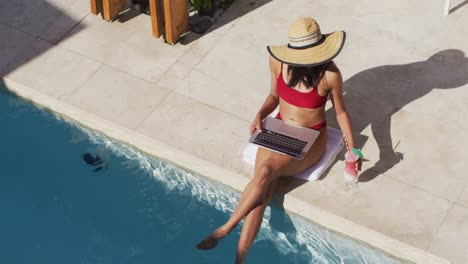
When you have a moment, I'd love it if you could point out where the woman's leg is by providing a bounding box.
[196,129,328,250]
[235,178,279,264]
[196,156,285,249]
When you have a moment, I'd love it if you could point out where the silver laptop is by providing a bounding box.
[248,116,320,160]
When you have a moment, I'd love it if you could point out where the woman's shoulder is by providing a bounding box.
[325,62,342,81]
[326,61,340,73]
[323,61,343,90]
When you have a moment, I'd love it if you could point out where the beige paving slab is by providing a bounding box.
[136,92,252,176]
[438,5,468,53]
[416,49,468,128]
[309,163,454,250]
[200,0,275,34]
[59,13,190,83]
[182,64,270,121]
[313,0,467,54]
[338,25,437,81]
[39,0,90,44]
[0,0,90,43]
[259,0,335,24]
[358,109,468,202]
[179,13,284,120]
[156,0,255,91]
[457,185,468,207]
[156,17,237,91]
[393,48,468,108]
[3,39,101,99]
[440,87,468,126]
[0,24,37,72]
[344,0,466,50]
[62,65,171,130]
[428,204,468,264]
[401,87,468,131]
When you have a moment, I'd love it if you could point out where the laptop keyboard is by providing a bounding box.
[253,129,307,157]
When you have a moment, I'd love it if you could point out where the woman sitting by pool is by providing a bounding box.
[196,17,361,263]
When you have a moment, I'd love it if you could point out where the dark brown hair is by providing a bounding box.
[286,63,329,88]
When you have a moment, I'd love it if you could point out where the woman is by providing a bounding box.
[196,17,361,263]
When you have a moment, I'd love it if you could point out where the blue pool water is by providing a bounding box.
[0,88,408,264]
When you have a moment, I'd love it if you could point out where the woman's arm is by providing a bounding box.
[250,56,280,135]
[259,56,281,117]
[327,64,356,149]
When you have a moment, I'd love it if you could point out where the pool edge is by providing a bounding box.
[2,77,451,264]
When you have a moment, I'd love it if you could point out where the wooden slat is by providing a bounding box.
[102,0,127,21]
[149,0,165,38]
[163,0,188,44]
[90,0,102,15]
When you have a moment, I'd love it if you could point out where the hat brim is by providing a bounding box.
[267,31,346,66]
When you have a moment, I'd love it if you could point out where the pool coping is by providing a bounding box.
[2,76,451,264]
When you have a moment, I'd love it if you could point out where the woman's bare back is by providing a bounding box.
[272,59,338,130]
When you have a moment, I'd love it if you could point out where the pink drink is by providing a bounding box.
[344,152,359,182]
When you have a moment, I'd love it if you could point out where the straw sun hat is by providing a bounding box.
[267,17,346,66]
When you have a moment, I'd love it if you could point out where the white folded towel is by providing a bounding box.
[242,126,344,181]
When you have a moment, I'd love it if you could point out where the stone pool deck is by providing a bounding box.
[1,0,468,263]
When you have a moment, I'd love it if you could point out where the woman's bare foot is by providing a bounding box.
[196,228,229,250]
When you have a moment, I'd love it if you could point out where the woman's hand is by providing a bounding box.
[250,114,263,135]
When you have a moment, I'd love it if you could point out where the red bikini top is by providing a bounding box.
[277,63,329,109]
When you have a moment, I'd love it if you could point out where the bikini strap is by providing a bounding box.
[276,62,284,81]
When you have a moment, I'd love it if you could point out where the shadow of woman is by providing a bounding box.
[326,49,468,182]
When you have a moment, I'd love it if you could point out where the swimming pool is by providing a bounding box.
[0,88,408,264]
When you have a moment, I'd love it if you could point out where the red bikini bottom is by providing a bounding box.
[275,112,327,131]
